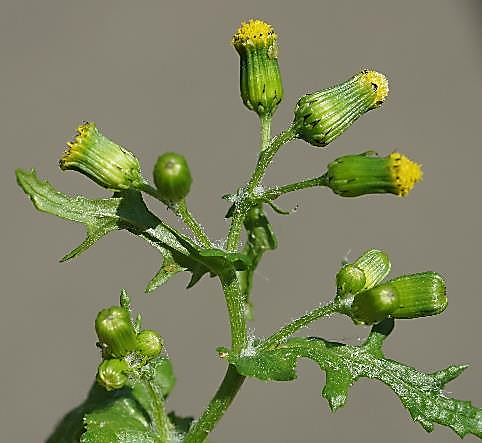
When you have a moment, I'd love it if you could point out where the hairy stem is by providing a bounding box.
[176,199,212,248]
[260,115,272,151]
[263,175,329,201]
[221,272,248,353]
[139,183,212,248]
[258,300,340,351]
[145,379,171,442]
[226,125,296,253]
[183,365,245,443]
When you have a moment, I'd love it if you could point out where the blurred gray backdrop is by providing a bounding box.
[1,0,481,442]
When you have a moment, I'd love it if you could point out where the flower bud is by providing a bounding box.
[352,249,391,291]
[351,283,400,325]
[336,264,366,297]
[389,272,447,319]
[97,359,129,391]
[232,19,283,118]
[324,152,423,197]
[293,70,389,147]
[136,329,164,359]
[60,122,143,191]
[153,152,192,203]
[95,306,138,358]
[337,249,391,297]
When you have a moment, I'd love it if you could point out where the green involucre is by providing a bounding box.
[59,122,144,191]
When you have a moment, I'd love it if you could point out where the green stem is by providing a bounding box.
[221,272,247,353]
[138,183,212,248]
[183,365,245,443]
[258,300,340,351]
[145,379,171,442]
[176,199,212,248]
[263,175,329,201]
[260,115,272,151]
[225,125,296,253]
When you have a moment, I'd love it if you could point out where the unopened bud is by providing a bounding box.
[153,152,192,204]
[95,306,138,358]
[351,284,400,325]
[137,329,164,359]
[97,359,129,391]
[389,272,447,319]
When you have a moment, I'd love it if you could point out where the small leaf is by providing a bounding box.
[225,324,482,438]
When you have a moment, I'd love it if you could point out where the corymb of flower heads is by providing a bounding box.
[59,122,144,191]
[293,70,389,147]
[323,151,422,197]
[232,19,283,118]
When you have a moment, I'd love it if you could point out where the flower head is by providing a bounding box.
[232,19,283,118]
[293,70,389,147]
[60,122,143,191]
[324,152,422,197]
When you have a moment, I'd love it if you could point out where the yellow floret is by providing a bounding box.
[232,19,277,48]
[361,70,389,104]
[389,152,423,196]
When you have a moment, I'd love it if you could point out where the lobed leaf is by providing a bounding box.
[225,320,482,438]
[16,169,251,291]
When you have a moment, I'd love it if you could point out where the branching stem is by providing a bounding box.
[258,300,340,351]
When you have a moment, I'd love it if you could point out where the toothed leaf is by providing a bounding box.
[225,321,482,438]
[16,169,211,289]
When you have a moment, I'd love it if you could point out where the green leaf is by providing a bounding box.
[47,357,176,443]
[16,169,212,290]
[225,320,482,438]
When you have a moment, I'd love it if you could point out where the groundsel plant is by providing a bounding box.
[16,19,481,443]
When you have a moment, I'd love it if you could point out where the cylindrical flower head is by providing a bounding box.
[324,152,422,197]
[351,283,400,325]
[389,272,448,319]
[136,329,164,359]
[232,19,283,118]
[293,70,389,147]
[95,307,138,358]
[97,359,129,391]
[60,122,143,191]
[153,152,192,203]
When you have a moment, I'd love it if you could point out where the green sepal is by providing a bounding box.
[47,357,176,443]
[223,320,482,438]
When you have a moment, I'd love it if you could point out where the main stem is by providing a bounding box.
[226,123,296,253]
[183,365,245,443]
[184,117,284,443]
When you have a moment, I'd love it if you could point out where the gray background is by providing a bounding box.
[1,0,481,442]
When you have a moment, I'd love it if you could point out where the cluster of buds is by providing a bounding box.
[95,305,164,391]
[336,250,448,325]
